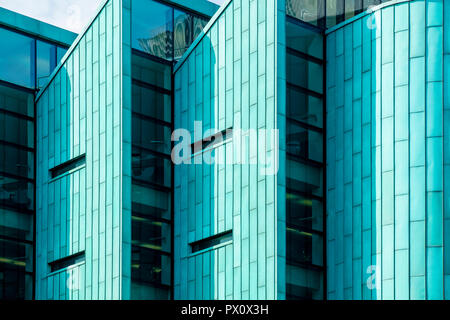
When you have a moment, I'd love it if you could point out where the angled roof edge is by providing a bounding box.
[325,0,410,35]
[163,0,219,17]
[36,0,110,103]
[173,0,233,73]
[0,6,77,47]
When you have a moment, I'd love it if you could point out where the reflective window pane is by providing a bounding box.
[0,113,34,149]
[287,53,323,94]
[132,54,171,90]
[132,147,171,188]
[174,10,192,60]
[287,191,323,232]
[287,86,323,128]
[132,217,171,253]
[193,16,208,41]
[287,121,323,162]
[132,83,171,123]
[131,246,171,292]
[132,115,172,155]
[0,27,35,88]
[57,46,68,62]
[0,238,33,299]
[286,162,323,198]
[287,228,323,266]
[132,0,174,60]
[286,0,325,27]
[0,83,34,117]
[174,10,208,60]
[286,20,323,59]
[286,266,323,300]
[37,41,57,89]
[0,144,34,179]
[0,174,34,212]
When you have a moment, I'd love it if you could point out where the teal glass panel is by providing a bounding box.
[286,0,326,27]
[0,84,34,117]
[286,19,324,59]
[174,9,208,60]
[132,146,171,188]
[57,46,67,62]
[36,40,57,89]
[287,87,323,128]
[132,54,172,90]
[286,17,324,300]
[132,83,171,123]
[287,52,323,94]
[0,238,33,299]
[132,0,174,60]
[287,191,323,232]
[287,121,323,162]
[132,115,172,154]
[0,27,35,88]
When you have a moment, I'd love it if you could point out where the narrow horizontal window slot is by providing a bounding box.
[49,251,85,273]
[50,154,86,179]
[191,127,233,155]
[190,230,232,253]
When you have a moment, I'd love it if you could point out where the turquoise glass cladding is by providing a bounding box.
[326,0,450,300]
[35,0,133,300]
[173,0,281,299]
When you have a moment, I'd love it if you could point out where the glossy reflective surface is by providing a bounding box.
[130,50,172,299]
[286,0,392,28]
[285,19,325,300]
[132,0,209,61]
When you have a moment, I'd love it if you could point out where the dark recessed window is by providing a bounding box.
[49,154,86,179]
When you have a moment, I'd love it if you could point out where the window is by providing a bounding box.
[0,112,34,149]
[49,252,85,273]
[132,0,174,60]
[190,230,233,253]
[0,174,34,212]
[0,27,35,88]
[0,238,33,299]
[287,121,323,162]
[132,53,172,91]
[287,86,323,128]
[49,154,86,179]
[286,191,323,232]
[174,9,209,60]
[37,41,57,89]
[287,53,323,94]
[286,20,323,59]
[132,82,171,123]
[286,0,326,27]
[132,146,171,188]
[0,84,34,117]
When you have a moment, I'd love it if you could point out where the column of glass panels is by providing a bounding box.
[285,18,325,300]
[130,52,173,299]
[0,83,34,300]
[0,24,69,299]
[130,0,210,299]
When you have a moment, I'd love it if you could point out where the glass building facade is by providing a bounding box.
[130,0,210,299]
[4,0,450,300]
[0,9,76,300]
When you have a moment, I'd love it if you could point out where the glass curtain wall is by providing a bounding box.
[285,17,325,300]
[286,0,392,29]
[131,0,209,299]
[0,25,68,300]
